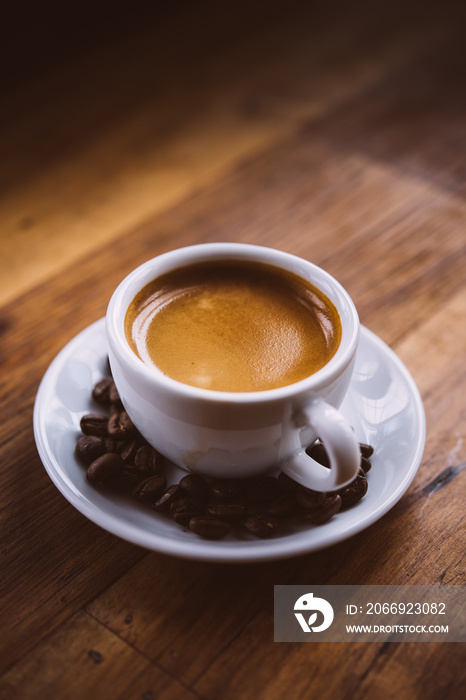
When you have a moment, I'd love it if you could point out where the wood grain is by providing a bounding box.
[0,611,197,700]
[1,0,465,698]
[0,0,454,306]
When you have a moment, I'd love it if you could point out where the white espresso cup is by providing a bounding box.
[106,243,361,491]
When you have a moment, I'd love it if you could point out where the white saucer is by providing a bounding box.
[33,319,425,562]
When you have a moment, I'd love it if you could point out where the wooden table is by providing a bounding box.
[1,1,465,697]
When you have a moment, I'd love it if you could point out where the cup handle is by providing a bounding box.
[281,397,360,491]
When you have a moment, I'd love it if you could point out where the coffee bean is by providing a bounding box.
[134,445,162,475]
[265,493,297,519]
[153,485,180,512]
[108,383,121,404]
[107,411,137,440]
[91,377,115,405]
[295,485,326,510]
[359,443,374,459]
[132,475,167,502]
[189,516,231,539]
[337,471,368,509]
[178,474,210,504]
[303,494,342,524]
[277,471,299,493]
[86,453,125,486]
[210,480,243,503]
[170,497,205,525]
[75,435,116,465]
[306,441,330,468]
[110,468,143,491]
[118,438,143,463]
[243,513,278,538]
[207,502,247,522]
[80,413,110,437]
[242,476,280,503]
[79,370,374,541]
[306,440,374,471]
[109,399,124,416]
[360,456,372,473]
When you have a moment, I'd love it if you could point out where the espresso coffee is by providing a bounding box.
[125,260,341,392]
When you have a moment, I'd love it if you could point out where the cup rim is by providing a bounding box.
[106,243,360,404]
